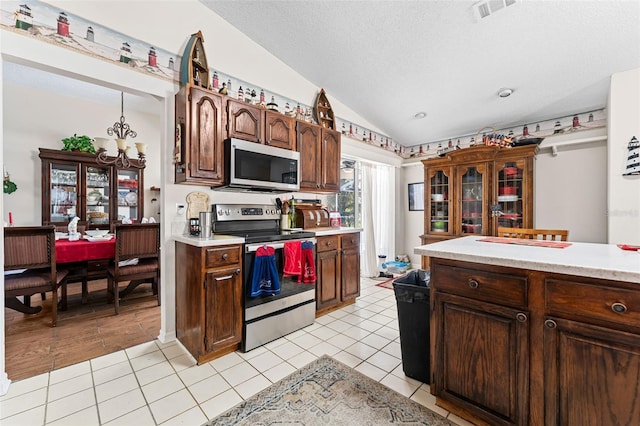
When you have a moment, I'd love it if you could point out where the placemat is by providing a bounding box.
[479,237,572,248]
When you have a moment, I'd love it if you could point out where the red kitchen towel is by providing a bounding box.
[300,240,316,284]
[283,241,302,277]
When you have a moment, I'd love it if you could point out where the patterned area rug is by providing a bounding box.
[207,355,453,425]
[375,274,406,290]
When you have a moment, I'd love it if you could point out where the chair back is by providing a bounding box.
[114,223,160,262]
[497,227,568,241]
[4,225,56,271]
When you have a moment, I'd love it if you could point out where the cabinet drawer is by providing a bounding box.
[205,245,241,268]
[545,278,640,329]
[340,233,359,249]
[316,236,339,253]
[88,259,109,272]
[434,264,528,308]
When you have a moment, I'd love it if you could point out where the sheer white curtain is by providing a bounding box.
[360,162,395,277]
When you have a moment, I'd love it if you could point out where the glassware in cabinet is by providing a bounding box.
[460,166,485,235]
[85,165,111,226]
[429,170,450,233]
[117,169,141,222]
[49,163,78,223]
[496,161,524,229]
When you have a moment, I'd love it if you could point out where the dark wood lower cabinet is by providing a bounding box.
[543,317,640,426]
[175,242,242,364]
[316,232,360,315]
[430,257,640,426]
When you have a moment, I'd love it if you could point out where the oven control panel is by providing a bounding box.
[213,204,281,221]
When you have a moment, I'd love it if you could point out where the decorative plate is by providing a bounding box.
[124,192,137,206]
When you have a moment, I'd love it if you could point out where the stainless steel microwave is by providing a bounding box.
[222,138,300,192]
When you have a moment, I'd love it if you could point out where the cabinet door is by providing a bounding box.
[458,163,489,235]
[340,241,360,301]
[264,110,295,150]
[116,168,143,222]
[189,88,224,182]
[320,128,341,192]
[204,266,242,354]
[433,292,529,426]
[495,158,529,231]
[84,164,112,227]
[426,167,452,235]
[316,249,340,311]
[297,121,321,191]
[45,161,80,225]
[543,317,640,426]
[227,99,262,143]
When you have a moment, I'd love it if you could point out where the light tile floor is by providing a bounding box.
[1,277,474,426]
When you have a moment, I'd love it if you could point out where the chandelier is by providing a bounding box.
[95,92,146,169]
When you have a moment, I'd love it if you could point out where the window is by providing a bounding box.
[326,158,361,228]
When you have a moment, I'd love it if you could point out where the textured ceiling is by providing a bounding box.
[201,0,640,147]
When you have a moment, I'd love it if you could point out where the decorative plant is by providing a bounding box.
[3,171,17,194]
[61,134,96,154]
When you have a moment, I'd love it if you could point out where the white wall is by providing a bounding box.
[608,68,640,245]
[400,162,424,267]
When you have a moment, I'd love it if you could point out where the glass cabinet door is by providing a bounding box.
[85,165,111,227]
[460,166,485,235]
[496,161,525,229]
[49,163,79,224]
[117,169,141,222]
[428,169,450,233]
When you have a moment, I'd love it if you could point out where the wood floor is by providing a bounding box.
[4,279,160,381]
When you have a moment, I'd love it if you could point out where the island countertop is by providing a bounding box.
[415,236,640,283]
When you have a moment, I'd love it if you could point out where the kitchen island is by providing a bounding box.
[415,236,640,426]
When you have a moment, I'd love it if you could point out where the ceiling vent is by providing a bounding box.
[474,0,516,20]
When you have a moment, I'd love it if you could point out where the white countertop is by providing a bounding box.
[174,234,245,247]
[312,227,362,236]
[415,236,640,283]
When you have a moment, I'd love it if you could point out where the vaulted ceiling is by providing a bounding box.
[202,0,640,148]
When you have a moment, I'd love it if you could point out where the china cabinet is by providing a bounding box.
[39,148,144,228]
[421,145,537,267]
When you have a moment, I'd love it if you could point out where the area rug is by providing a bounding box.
[375,274,406,290]
[207,355,453,425]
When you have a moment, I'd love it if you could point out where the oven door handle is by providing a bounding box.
[245,238,317,253]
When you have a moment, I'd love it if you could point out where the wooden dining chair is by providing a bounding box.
[4,225,69,326]
[497,227,569,241]
[107,223,160,314]
[46,220,90,303]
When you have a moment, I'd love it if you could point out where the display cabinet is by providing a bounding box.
[421,145,537,267]
[40,148,144,228]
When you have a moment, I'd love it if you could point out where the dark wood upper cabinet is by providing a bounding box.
[297,121,341,193]
[264,110,295,150]
[175,86,225,186]
[227,99,262,143]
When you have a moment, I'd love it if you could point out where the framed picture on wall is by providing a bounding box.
[408,182,424,211]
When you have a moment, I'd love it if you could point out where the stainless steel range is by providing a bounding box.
[212,204,316,352]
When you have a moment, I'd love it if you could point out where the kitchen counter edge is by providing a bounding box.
[415,236,640,283]
[312,227,362,236]
[174,234,245,247]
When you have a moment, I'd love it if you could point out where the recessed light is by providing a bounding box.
[498,88,514,98]
[414,112,427,119]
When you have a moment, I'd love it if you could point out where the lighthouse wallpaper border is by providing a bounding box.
[1,1,608,160]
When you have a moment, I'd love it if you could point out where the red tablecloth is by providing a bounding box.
[55,238,116,263]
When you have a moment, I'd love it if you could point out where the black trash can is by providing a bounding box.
[393,270,431,384]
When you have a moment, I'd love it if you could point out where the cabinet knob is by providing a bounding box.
[544,319,557,329]
[516,312,528,322]
[611,302,627,314]
[468,279,479,289]
[222,253,228,260]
